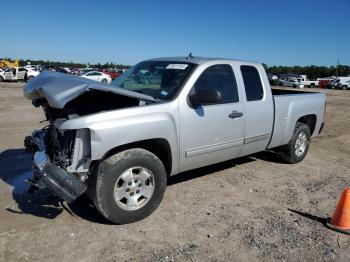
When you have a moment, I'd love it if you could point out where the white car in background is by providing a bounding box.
[337,79,350,90]
[80,71,112,83]
[279,78,304,88]
[24,65,40,71]
[333,77,350,90]
[1,67,39,82]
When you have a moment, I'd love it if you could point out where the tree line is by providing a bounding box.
[1,58,130,69]
[2,58,350,79]
[263,64,350,79]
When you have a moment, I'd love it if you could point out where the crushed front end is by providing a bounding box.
[25,121,90,203]
[23,71,146,203]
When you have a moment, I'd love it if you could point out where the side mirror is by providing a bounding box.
[189,89,222,107]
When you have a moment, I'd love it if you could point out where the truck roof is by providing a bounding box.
[145,56,260,65]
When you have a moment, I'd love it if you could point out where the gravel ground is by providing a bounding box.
[0,82,349,262]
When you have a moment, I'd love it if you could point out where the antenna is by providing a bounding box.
[187,52,193,59]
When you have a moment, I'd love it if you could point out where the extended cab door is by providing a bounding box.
[179,64,246,172]
[238,64,274,157]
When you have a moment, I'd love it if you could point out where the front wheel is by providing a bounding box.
[279,123,311,164]
[94,148,167,224]
[27,76,34,82]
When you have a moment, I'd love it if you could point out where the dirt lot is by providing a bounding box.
[0,82,349,262]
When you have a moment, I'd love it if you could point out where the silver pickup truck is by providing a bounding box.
[24,57,326,224]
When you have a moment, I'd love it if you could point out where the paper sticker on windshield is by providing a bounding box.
[161,90,168,96]
[166,64,188,70]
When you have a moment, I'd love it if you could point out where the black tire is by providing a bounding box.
[279,123,311,164]
[27,75,34,82]
[101,78,107,83]
[0,76,3,82]
[310,83,315,88]
[279,82,283,86]
[293,84,297,88]
[342,85,347,90]
[94,148,167,224]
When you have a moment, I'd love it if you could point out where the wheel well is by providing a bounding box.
[103,138,172,175]
[297,114,317,135]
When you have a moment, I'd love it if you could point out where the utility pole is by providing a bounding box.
[336,58,340,76]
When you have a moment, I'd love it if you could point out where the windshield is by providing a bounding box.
[111,61,195,100]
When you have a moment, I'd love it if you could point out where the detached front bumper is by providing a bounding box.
[25,130,87,203]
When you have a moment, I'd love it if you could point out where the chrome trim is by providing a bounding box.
[185,139,243,158]
[244,133,271,144]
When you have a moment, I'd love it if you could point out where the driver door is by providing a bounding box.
[179,64,246,172]
[85,72,97,81]
[96,72,103,81]
[17,68,26,80]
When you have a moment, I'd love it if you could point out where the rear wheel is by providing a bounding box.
[279,123,311,164]
[94,148,167,224]
[101,78,107,83]
[343,85,347,90]
[0,76,3,82]
[310,83,315,88]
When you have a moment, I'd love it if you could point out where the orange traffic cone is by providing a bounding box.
[326,188,350,235]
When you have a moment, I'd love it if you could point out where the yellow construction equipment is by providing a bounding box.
[0,59,19,68]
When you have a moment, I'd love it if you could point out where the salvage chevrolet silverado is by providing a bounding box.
[24,57,326,224]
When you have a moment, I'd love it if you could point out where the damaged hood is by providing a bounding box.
[24,71,157,109]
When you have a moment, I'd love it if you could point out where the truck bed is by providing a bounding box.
[267,88,326,149]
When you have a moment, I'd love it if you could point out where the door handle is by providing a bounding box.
[228,111,243,119]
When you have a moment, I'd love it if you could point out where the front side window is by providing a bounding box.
[192,64,239,104]
[112,61,195,100]
[241,65,264,101]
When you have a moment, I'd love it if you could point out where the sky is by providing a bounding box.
[1,0,349,66]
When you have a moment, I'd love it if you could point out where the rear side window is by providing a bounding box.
[193,64,239,103]
[241,65,264,101]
